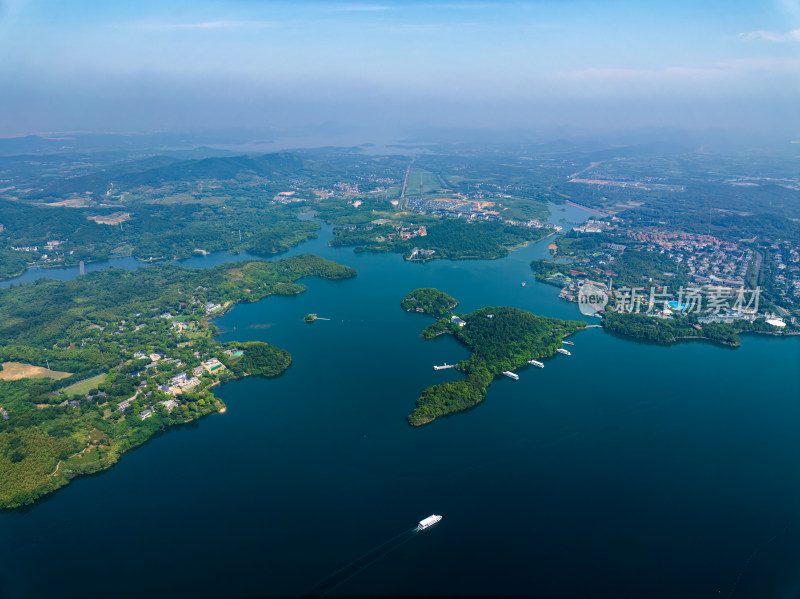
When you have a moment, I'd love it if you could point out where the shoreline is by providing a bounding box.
[2,368,250,510]
[0,255,350,510]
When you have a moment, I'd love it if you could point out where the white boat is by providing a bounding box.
[528,360,544,368]
[433,363,454,370]
[562,340,574,345]
[418,515,442,530]
[502,371,519,380]
[556,348,571,356]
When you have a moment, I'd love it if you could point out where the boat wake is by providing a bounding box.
[303,528,419,597]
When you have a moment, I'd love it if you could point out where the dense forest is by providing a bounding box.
[405,220,549,260]
[624,201,800,242]
[333,219,551,261]
[603,310,797,346]
[0,197,321,278]
[21,153,308,199]
[408,305,585,426]
[401,288,458,318]
[602,311,741,346]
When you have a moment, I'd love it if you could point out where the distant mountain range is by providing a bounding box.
[0,130,276,156]
[26,152,306,199]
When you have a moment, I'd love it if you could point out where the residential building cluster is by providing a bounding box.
[573,220,612,233]
[64,294,249,425]
[767,240,800,307]
[405,194,494,219]
[272,191,305,204]
[334,181,360,194]
[407,247,436,260]
[204,301,223,314]
[514,220,562,232]
[623,228,752,288]
[375,226,427,243]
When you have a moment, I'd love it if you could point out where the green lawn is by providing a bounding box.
[405,170,442,194]
[62,373,107,396]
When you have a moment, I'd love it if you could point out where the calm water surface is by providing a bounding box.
[1,207,800,598]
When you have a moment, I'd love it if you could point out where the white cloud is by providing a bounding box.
[138,20,276,30]
[738,29,800,42]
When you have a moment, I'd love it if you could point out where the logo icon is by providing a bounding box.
[577,283,608,316]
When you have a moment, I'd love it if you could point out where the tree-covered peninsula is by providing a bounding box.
[602,311,740,346]
[401,288,459,318]
[601,310,796,346]
[332,219,552,261]
[407,300,585,426]
[0,254,355,509]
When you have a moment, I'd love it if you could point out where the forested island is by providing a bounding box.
[332,219,552,261]
[0,254,355,509]
[406,299,585,426]
[401,288,458,318]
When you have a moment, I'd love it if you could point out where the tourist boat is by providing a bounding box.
[528,360,544,368]
[502,371,519,380]
[556,348,571,356]
[562,340,574,345]
[418,515,442,530]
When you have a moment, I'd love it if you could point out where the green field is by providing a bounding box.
[145,193,228,205]
[500,198,550,221]
[404,170,442,194]
[62,373,107,396]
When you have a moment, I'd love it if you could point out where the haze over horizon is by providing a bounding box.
[2,0,799,139]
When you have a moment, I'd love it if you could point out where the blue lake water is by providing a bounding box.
[0,251,266,289]
[0,202,584,289]
[1,206,800,598]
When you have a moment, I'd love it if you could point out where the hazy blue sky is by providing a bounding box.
[1,0,799,137]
